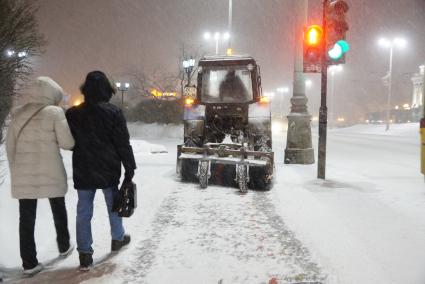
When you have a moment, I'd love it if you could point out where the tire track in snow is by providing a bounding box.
[252,191,325,283]
[122,184,326,284]
[123,186,182,284]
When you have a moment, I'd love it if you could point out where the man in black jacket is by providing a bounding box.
[66,71,136,271]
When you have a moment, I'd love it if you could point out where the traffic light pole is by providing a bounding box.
[318,0,329,179]
[318,63,328,179]
[421,64,425,176]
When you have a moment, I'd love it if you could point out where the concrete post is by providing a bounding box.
[284,0,315,164]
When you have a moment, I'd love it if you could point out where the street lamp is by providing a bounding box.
[6,49,15,57]
[115,82,130,108]
[328,65,343,127]
[5,48,28,71]
[378,37,407,131]
[305,79,313,88]
[6,49,28,59]
[203,31,230,55]
[17,51,28,58]
[276,87,290,118]
[182,58,196,86]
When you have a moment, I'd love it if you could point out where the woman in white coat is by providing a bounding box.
[6,77,75,277]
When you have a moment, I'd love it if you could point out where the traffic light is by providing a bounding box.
[325,0,349,64]
[303,25,324,73]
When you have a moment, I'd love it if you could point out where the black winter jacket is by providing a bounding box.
[66,102,136,189]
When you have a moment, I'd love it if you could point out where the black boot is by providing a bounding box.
[79,253,93,272]
[111,234,131,252]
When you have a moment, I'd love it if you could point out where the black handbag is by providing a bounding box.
[113,181,137,217]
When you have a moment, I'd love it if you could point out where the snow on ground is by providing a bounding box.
[127,123,183,140]
[0,122,424,284]
[272,123,425,284]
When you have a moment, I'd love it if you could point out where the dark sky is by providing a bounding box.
[33,0,425,120]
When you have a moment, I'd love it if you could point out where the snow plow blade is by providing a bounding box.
[177,144,274,191]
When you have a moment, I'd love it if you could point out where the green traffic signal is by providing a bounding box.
[328,40,350,61]
[337,40,350,53]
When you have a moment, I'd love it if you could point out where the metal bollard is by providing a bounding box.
[421,118,425,176]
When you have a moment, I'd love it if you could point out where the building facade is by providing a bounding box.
[411,65,424,121]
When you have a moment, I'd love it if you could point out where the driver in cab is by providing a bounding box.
[218,70,249,103]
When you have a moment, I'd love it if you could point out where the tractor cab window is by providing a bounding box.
[201,66,253,103]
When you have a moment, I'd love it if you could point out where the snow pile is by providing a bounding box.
[330,123,418,138]
[0,145,6,186]
[131,140,168,155]
[272,122,425,284]
[128,123,182,140]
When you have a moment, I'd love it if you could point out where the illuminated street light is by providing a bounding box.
[17,51,28,58]
[115,81,130,108]
[305,79,312,88]
[378,36,407,131]
[263,92,275,101]
[276,87,290,118]
[203,31,230,55]
[328,65,343,127]
[6,49,15,57]
[328,65,343,74]
[73,98,83,106]
[277,87,290,93]
[6,49,28,59]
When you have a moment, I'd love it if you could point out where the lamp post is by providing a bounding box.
[284,0,314,165]
[378,37,407,131]
[227,0,233,54]
[182,58,196,86]
[328,65,343,127]
[203,32,230,55]
[115,82,130,108]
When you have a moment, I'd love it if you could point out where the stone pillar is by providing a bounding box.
[284,0,315,164]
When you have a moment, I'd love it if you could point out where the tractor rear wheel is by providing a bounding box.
[198,160,210,189]
[237,164,248,193]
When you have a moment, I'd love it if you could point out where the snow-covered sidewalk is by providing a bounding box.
[0,123,424,284]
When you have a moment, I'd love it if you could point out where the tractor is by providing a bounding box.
[177,55,274,192]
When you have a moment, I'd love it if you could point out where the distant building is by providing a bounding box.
[411,65,424,121]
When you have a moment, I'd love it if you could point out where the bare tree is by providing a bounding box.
[127,67,181,103]
[118,43,204,123]
[0,0,46,143]
[178,43,205,93]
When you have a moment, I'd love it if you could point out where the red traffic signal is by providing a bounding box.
[303,25,323,72]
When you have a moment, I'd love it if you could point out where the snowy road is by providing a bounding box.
[272,124,425,284]
[1,123,424,284]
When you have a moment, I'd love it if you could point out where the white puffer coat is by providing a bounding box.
[6,77,75,199]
